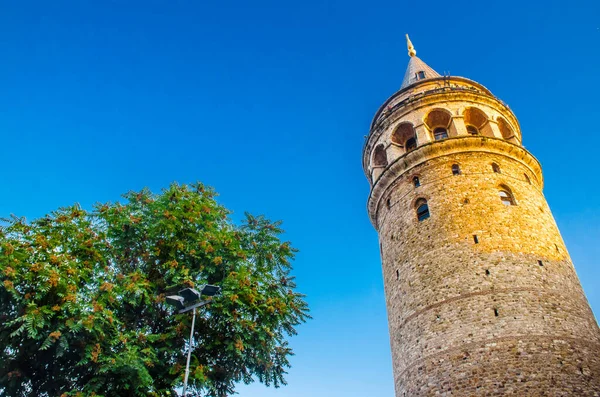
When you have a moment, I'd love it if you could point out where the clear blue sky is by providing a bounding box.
[1,1,599,396]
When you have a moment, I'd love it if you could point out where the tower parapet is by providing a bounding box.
[364,36,600,396]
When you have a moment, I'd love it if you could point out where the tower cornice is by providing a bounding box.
[370,76,497,130]
[366,136,543,228]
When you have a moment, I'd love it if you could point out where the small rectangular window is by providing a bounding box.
[494,308,499,317]
[416,71,425,79]
[452,164,461,175]
[434,128,449,140]
[538,260,544,266]
[473,235,479,244]
[485,269,490,276]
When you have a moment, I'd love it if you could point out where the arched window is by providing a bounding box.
[373,144,388,167]
[466,125,479,135]
[405,137,417,152]
[425,109,452,139]
[452,164,461,175]
[492,163,500,173]
[413,176,420,187]
[463,107,493,138]
[434,127,448,140]
[391,123,417,154]
[415,198,430,221]
[499,185,516,206]
[524,173,531,184]
[497,117,517,143]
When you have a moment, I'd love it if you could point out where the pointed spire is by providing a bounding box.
[400,36,441,89]
[406,34,417,57]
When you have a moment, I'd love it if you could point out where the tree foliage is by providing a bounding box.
[0,183,309,396]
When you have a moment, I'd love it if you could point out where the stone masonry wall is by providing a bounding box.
[376,142,600,396]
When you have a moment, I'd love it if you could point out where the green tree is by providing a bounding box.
[0,183,309,397]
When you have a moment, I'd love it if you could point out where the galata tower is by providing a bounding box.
[363,35,600,396]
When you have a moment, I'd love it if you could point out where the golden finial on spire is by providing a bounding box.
[406,34,416,57]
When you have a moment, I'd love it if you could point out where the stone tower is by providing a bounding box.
[363,35,600,396]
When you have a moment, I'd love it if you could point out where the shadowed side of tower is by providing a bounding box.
[363,36,600,396]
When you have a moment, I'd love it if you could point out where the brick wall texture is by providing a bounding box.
[364,79,600,395]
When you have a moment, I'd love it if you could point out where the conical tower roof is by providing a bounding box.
[400,35,441,89]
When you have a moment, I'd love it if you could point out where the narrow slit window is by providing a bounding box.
[452,164,461,175]
[415,198,430,222]
[492,163,501,173]
[494,308,499,317]
[396,270,400,280]
[386,198,391,209]
[413,176,420,187]
[405,137,417,152]
[473,235,479,244]
[485,269,490,276]
[524,173,531,184]
[538,260,544,266]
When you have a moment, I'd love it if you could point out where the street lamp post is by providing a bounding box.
[166,284,221,397]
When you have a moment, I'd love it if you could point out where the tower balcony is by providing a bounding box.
[363,78,523,185]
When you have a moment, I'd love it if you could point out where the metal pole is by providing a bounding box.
[182,307,197,396]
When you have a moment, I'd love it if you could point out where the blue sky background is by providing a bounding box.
[0,1,599,396]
